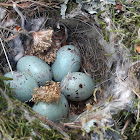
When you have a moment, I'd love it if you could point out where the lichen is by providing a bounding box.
[32,81,61,104]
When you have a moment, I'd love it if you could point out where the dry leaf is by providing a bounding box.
[135,44,140,53]
[29,29,59,64]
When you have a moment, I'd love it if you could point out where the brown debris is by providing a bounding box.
[29,26,68,64]
[32,29,53,52]
[135,44,140,53]
[35,48,58,64]
[32,81,61,104]
[86,103,92,111]
[29,29,59,64]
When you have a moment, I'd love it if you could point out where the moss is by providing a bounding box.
[134,38,140,46]
[0,95,7,111]
[112,98,140,140]
[0,81,83,139]
[31,120,64,140]
[0,1,140,139]
[124,121,140,140]
[0,100,66,139]
[0,77,66,139]
[96,0,140,58]
[66,0,77,13]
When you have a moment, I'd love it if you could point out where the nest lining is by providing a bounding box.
[0,1,139,139]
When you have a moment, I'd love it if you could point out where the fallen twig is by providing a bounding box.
[0,0,60,8]
[0,37,13,75]
[0,88,15,109]
[35,114,70,140]
[131,88,140,99]
[121,115,132,135]
[5,33,19,42]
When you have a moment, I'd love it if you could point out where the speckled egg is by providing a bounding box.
[4,71,39,102]
[32,94,69,121]
[52,45,81,82]
[17,55,52,86]
[60,72,95,101]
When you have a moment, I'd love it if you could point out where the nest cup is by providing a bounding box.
[60,19,108,81]
[0,5,138,139]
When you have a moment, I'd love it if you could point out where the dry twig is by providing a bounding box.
[0,88,15,109]
[121,116,132,135]
[0,0,60,8]
[35,114,70,140]
[131,88,140,99]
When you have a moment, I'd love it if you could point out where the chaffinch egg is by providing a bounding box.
[17,55,52,86]
[52,45,81,82]
[4,71,39,102]
[61,72,95,101]
[32,94,69,121]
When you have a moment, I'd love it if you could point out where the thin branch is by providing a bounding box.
[137,100,140,121]
[27,0,61,8]
[35,114,70,140]
[0,26,34,39]
[0,37,13,75]
[0,88,15,109]
[121,116,132,135]
[0,0,61,8]
[5,33,19,42]
[12,2,25,29]
[131,88,140,99]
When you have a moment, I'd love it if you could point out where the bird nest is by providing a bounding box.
[0,0,140,140]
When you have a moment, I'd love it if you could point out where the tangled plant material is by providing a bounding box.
[61,1,140,138]
[29,29,59,64]
[32,81,61,104]
[32,29,53,51]
[0,0,140,139]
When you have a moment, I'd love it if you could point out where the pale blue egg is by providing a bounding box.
[52,45,81,82]
[32,94,69,121]
[4,71,39,102]
[17,55,52,86]
[61,72,95,101]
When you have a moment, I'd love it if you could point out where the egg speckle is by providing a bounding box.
[17,55,52,86]
[61,72,95,101]
[4,71,39,102]
[52,45,81,82]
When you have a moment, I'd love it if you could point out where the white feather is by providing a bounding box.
[31,17,45,31]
